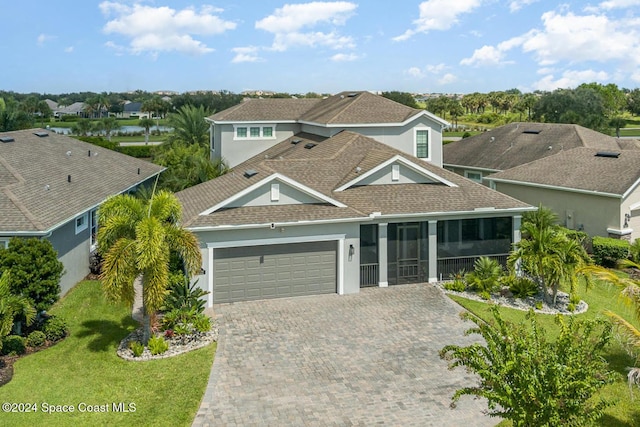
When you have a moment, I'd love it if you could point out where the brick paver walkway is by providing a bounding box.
[193,283,497,426]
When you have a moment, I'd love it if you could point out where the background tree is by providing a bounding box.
[71,118,92,136]
[166,104,210,147]
[627,88,640,116]
[0,238,64,312]
[533,87,608,132]
[154,144,228,191]
[0,97,33,131]
[609,117,627,138]
[440,306,613,426]
[139,117,155,144]
[97,190,202,343]
[381,91,419,108]
[96,117,118,141]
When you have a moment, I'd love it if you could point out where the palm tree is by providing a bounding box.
[167,104,210,147]
[97,190,202,343]
[509,205,590,304]
[71,118,92,136]
[0,271,35,340]
[101,117,118,141]
[138,117,155,144]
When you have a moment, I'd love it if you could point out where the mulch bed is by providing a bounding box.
[0,339,61,387]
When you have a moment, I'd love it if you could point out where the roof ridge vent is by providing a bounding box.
[33,131,49,137]
[0,136,14,143]
[347,92,358,97]
[244,169,258,178]
[595,151,620,158]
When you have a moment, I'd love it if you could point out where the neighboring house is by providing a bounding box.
[0,129,164,295]
[443,122,637,185]
[177,131,533,307]
[207,91,449,168]
[53,102,86,118]
[121,101,147,119]
[485,148,640,242]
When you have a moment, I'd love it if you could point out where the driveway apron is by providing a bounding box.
[193,283,496,426]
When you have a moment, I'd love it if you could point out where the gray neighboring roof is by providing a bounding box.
[123,102,142,113]
[0,129,164,233]
[57,102,86,115]
[208,91,449,126]
[486,148,640,195]
[177,131,531,229]
[443,122,632,171]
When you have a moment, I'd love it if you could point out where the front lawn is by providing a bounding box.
[0,281,215,427]
[449,278,640,426]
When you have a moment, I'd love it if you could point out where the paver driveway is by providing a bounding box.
[193,283,497,426]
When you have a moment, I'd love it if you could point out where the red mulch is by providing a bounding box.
[0,339,62,387]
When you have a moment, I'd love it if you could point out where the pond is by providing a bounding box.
[47,125,173,135]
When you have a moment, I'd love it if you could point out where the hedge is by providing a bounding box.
[592,236,630,267]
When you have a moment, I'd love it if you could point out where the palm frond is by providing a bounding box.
[100,237,138,306]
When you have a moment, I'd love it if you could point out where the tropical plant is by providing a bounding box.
[508,205,591,305]
[129,340,145,357]
[71,118,93,136]
[0,238,64,312]
[162,276,208,314]
[0,271,35,341]
[465,257,502,294]
[97,190,202,343]
[139,117,155,144]
[166,104,210,146]
[631,238,640,264]
[503,275,538,298]
[154,143,228,191]
[440,306,613,426]
[147,335,169,355]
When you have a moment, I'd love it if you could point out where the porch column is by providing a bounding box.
[428,220,438,283]
[513,215,522,276]
[378,223,388,287]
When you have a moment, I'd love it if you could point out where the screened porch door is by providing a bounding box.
[396,224,420,284]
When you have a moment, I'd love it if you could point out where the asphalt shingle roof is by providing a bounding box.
[177,131,531,228]
[443,122,633,171]
[0,129,164,233]
[486,147,640,195]
[208,91,428,125]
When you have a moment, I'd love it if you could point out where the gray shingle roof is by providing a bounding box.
[486,147,640,195]
[208,91,445,126]
[0,129,164,233]
[177,131,531,228]
[443,122,632,171]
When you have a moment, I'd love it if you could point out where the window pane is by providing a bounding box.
[416,130,429,158]
[263,127,273,137]
[250,127,260,137]
[237,127,247,137]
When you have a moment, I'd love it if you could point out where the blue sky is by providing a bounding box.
[2,0,640,95]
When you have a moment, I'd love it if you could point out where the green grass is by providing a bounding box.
[111,134,169,143]
[0,281,215,427]
[448,279,640,426]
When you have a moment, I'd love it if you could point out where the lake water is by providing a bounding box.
[47,125,172,135]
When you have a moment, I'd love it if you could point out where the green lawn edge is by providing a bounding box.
[0,280,215,427]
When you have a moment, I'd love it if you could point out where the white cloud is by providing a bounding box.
[99,2,236,55]
[509,0,539,13]
[64,46,74,53]
[406,67,425,78]
[438,73,458,85]
[231,46,262,63]
[331,52,359,61]
[256,2,357,51]
[37,33,54,46]
[592,0,640,11]
[533,69,610,91]
[394,0,482,41]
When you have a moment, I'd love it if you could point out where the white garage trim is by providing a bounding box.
[206,234,346,307]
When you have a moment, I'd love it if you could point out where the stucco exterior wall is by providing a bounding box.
[621,183,640,241]
[48,222,90,295]
[494,181,621,237]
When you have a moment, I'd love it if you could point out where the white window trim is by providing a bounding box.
[75,213,89,234]
[90,209,98,251]
[270,183,280,202]
[234,124,276,141]
[414,127,431,161]
[391,164,400,181]
[464,170,483,183]
[0,239,7,249]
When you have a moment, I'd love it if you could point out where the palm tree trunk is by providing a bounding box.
[132,276,151,344]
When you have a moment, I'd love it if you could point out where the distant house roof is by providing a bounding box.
[486,148,640,196]
[443,122,633,171]
[123,102,142,113]
[208,91,449,127]
[57,102,86,115]
[44,99,58,110]
[0,129,164,233]
[177,130,530,229]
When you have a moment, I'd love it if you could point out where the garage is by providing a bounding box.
[212,241,337,303]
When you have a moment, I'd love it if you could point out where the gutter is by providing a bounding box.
[486,177,622,199]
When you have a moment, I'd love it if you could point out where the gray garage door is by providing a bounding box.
[213,241,337,303]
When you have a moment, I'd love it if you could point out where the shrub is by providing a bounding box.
[42,315,68,341]
[570,294,581,305]
[563,228,592,253]
[0,237,64,312]
[2,335,26,355]
[592,236,630,267]
[129,341,145,357]
[507,276,538,298]
[461,131,471,138]
[567,303,576,312]
[535,301,543,310]
[116,145,153,158]
[148,335,169,355]
[194,314,211,333]
[26,330,46,347]
[479,291,492,300]
[162,277,208,314]
[443,281,466,292]
[630,238,640,264]
[465,257,502,293]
